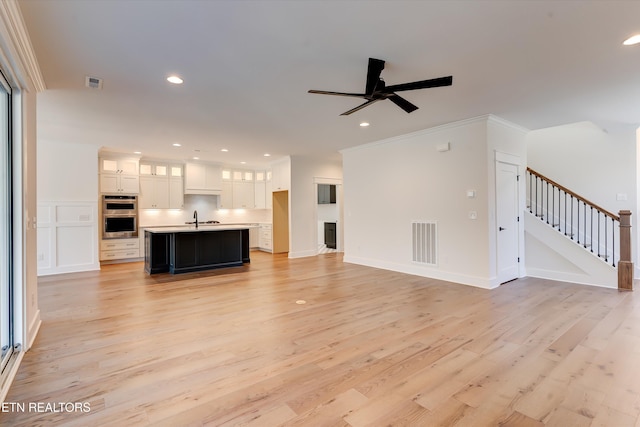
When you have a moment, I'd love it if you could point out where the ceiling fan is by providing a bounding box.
[308,58,453,116]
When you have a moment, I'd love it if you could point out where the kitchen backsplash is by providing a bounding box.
[139,195,272,226]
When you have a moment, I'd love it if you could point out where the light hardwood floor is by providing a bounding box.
[2,252,640,426]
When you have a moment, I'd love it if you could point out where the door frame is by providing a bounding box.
[313,177,343,255]
[494,151,524,284]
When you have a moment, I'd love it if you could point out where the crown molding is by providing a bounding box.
[0,0,45,92]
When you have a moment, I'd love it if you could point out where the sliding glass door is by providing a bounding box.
[0,70,12,373]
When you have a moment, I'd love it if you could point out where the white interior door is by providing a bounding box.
[496,161,520,284]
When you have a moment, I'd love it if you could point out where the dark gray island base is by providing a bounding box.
[144,227,250,274]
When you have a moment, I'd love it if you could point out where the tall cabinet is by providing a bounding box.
[139,162,184,209]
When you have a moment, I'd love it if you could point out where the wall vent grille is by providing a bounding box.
[85,75,103,90]
[412,221,437,265]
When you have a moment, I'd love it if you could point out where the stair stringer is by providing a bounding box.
[524,211,616,288]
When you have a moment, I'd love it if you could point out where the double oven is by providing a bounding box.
[102,195,138,239]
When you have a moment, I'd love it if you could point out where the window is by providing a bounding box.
[0,70,13,373]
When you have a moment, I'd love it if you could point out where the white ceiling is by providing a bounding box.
[18,0,640,169]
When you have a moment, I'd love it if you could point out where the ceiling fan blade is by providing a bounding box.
[388,94,418,113]
[384,76,453,93]
[308,90,366,98]
[340,99,380,116]
[365,58,385,96]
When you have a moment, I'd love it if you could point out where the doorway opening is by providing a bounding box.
[315,180,342,255]
[272,190,289,254]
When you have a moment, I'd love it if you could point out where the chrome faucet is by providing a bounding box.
[193,210,198,229]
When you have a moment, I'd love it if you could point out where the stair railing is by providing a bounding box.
[526,168,630,280]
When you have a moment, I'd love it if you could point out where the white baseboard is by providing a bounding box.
[288,249,318,259]
[343,255,498,289]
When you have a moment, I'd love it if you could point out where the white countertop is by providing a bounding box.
[144,224,258,233]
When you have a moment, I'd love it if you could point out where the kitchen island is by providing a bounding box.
[144,225,251,274]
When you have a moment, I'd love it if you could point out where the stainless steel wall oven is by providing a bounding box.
[102,195,138,239]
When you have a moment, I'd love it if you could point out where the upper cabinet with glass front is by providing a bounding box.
[99,156,140,194]
[139,162,168,177]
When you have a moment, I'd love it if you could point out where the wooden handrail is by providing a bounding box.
[526,167,620,221]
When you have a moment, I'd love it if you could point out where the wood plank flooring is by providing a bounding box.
[2,252,640,426]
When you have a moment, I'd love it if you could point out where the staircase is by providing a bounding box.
[525,168,633,289]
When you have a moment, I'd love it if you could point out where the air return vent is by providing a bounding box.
[85,75,103,89]
[412,221,437,265]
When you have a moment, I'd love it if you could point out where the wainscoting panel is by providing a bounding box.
[37,202,100,275]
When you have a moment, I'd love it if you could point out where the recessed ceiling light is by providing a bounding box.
[172,143,181,147]
[193,156,199,160]
[240,161,246,164]
[167,75,183,84]
[360,122,370,127]
[133,151,142,154]
[623,35,640,45]
[264,153,271,157]
[221,148,229,152]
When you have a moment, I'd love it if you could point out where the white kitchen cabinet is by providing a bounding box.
[99,156,139,194]
[169,176,184,209]
[184,162,222,195]
[139,228,146,258]
[233,181,255,208]
[254,170,266,209]
[100,172,139,194]
[233,170,253,182]
[169,165,184,209]
[221,168,264,209]
[139,163,183,209]
[139,175,170,209]
[220,181,233,209]
[254,181,266,209]
[249,225,259,248]
[139,162,169,177]
[101,157,139,175]
[265,170,273,209]
[259,223,272,252]
[271,158,290,192]
[100,238,140,261]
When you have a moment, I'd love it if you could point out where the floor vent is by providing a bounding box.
[412,221,437,265]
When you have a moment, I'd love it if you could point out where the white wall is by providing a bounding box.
[36,140,100,275]
[527,122,635,215]
[342,118,489,286]
[38,140,99,201]
[342,115,527,289]
[526,121,638,279]
[289,155,342,258]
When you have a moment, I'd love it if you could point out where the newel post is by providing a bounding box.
[618,210,633,291]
